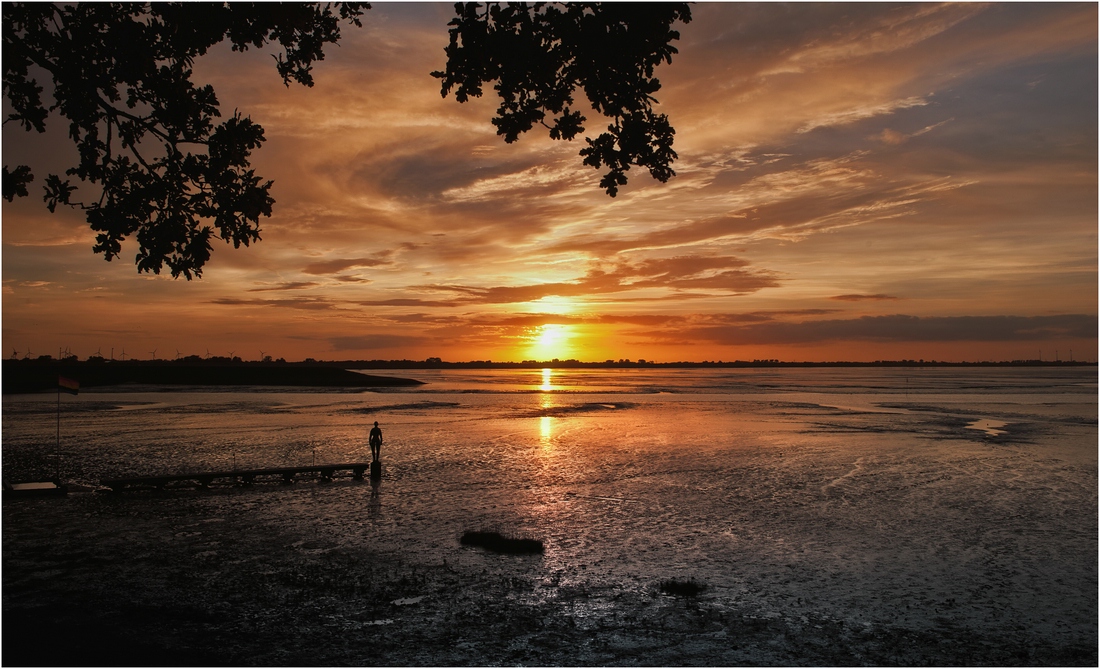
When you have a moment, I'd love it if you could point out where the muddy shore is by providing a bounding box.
[4,370,1096,666]
[4,480,1094,667]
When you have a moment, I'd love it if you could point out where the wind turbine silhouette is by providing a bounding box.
[94,347,102,358]
[175,349,181,360]
[259,350,266,362]
[119,348,127,361]
[10,348,18,359]
[205,348,212,359]
[24,347,31,359]
[227,350,236,359]
[149,349,157,360]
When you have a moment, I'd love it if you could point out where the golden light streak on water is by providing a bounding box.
[539,378,554,447]
[540,415,552,445]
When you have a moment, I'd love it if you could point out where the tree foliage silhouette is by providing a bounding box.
[3,2,690,279]
[434,2,691,197]
[3,2,366,279]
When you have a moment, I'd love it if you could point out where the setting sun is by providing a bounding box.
[527,324,573,361]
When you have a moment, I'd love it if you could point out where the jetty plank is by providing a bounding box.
[3,481,68,497]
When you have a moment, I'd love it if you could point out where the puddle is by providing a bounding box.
[965,418,1007,436]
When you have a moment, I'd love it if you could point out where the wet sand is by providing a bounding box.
[4,450,1095,666]
[3,370,1096,665]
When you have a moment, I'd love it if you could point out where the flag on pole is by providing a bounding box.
[58,376,79,395]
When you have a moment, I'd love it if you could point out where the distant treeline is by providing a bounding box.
[2,358,423,394]
[333,358,1094,369]
[3,355,1092,393]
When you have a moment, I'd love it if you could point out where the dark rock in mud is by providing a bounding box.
[659,578,706,597]
[460,530,544,554]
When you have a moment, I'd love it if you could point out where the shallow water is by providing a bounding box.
[3,367,1097,664]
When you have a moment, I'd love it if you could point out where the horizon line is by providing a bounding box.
[7,357,1096,366]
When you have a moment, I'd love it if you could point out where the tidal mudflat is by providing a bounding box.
[3,368,1096,665]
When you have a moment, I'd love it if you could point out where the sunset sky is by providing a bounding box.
[3,3,1097,363]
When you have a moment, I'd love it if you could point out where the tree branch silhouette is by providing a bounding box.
[4,2,691,279]
[3,2,366,279]
[432,2,692,197]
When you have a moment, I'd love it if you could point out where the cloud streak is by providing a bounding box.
[830,294,901,302]
[417,255,779,305]
[677,315,1098,346]
[301,254,395,275]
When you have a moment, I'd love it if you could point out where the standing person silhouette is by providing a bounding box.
[369,421,383,462]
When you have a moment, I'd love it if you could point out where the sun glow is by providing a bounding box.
[527,296,579,315]
[527,324,573,360]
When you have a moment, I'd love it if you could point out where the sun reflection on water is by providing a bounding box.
[539,370,554,447]
[540,415,552,445]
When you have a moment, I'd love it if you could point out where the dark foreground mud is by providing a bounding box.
[4,484,1094,667]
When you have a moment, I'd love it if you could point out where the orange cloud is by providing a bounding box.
[3,4,1095,363]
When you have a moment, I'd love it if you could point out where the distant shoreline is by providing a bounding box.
[1,360,424,394]
[337,359,1096,369]
[3,357,1092,394]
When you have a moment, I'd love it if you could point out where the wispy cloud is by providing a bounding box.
[766,4,988,75]
[830,294,901,302]
[873,119,953,145]
[211,297,338,311]
[248,281,321,292]
[417,255,778,305]
[797,96,930,134]
[301,254,395,275]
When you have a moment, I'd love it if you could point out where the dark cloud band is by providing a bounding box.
[686,314,1097,345]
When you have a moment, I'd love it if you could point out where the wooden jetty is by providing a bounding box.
[102,462,378,492]
[3,480,68,497]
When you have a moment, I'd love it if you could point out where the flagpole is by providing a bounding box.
[56,384,61,481]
